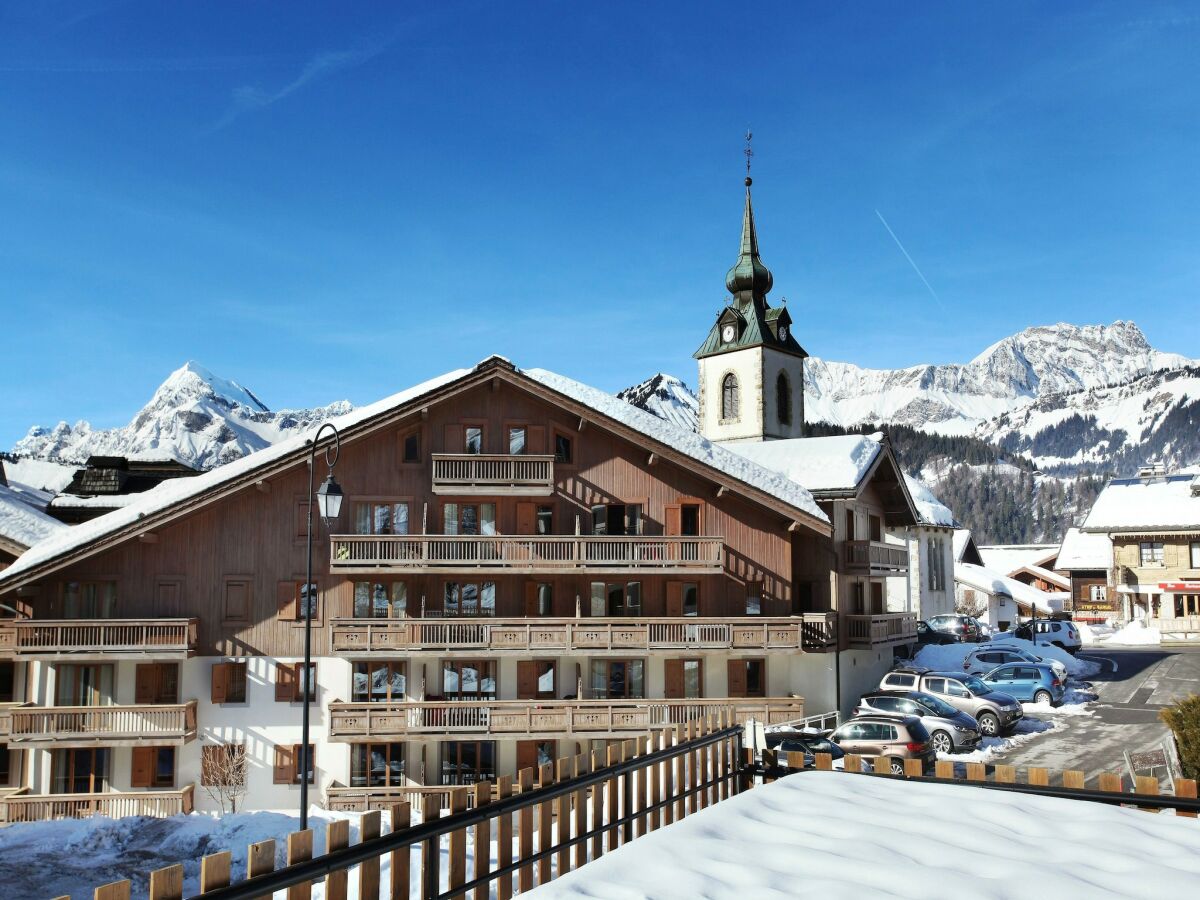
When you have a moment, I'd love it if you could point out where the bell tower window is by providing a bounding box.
[721,374,739,420]
[776,372,791,425]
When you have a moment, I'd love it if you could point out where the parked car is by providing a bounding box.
[1009,619,1082,653]
[964,645,1068,682]
[879,667,1022,737]
[975,621,997,640]
[926,614,984,643]
[981,663,1065,706]
[828,714,937,774]
[765,730,846,769]
[853,690,982,755]
[916,620,961,645]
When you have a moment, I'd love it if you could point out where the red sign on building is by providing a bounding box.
[1158,582,1200,592]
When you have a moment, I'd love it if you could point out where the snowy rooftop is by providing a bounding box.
[903,474,957,527]
[1083,473,1200,532]
[1057,526,1113,570]
[532,771,1200,898]
[955,562,1066,614]
[1019,562,1070,590]
[726,433,882,493]
[0,360,827,588]
[978,543,1059,576]
[0,483,68,552]
[952,528,976,562]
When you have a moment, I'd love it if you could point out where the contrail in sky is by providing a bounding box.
[874,209,945,310]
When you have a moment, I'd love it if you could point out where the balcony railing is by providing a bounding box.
[845,613,919,647]
[431,454,555,495]
[843,541,909,575]
[330,535,725,574]
[8,700,198,747]
[0,702,21,739]
[0,785,194,824]
[327,784,481,815]
[0,618,199,660]
[330,614,837,654]
[328,697,804,740]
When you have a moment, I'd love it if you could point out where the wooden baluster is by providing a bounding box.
[1062,770,1085,791]
[472,782,492,900]
[966,763,986,783]
[448,787,469,894]
[589,750,605,860]
[605,744,621,852]
[554,757,571,877]
[517,767,535,892]
[390,801,412,900]
[1175,778,1197,818]
[149,864,184,900]
[619,740,634,844]
[495,776,514,900]
[286,830,313,900]
[994,765,1017,784]
[355,810,381,900]
[814,751,833,772]
[933,760,954,780]
[420,796,440,900]
[648,734,662,832]
[247,837,275,900]
[844,754,864,776]
[1135,775,1160,812]
[903,758,923,777]
[199,850,232,893]
[1027,768,1049,788]
[537,762,554,884]
[93,882,131,900]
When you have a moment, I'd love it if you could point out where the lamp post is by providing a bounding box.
[300,422,342,830]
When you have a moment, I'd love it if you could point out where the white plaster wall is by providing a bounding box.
[698,347,764,443]
[760,354,806,441]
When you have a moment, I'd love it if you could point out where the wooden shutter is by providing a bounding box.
[277,581,298,621]
[131,746,155,788]
[516,740,538,775]
[273,744,294,784]
[517,661,538,700]
[135,664,158,704]
[296,500,311,540]
[275,663,297,702]
[155,580,181,615]
[211,663,228,704]
[527,425,547,455]
[664,504,682,537]
[516,502,536,535]
[665,582,683,617]
[444,424,465,453]
[727,660,747,698]
[664,659,685,699]
[524,582,539,617]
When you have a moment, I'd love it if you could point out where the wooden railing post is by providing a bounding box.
[323,820,349,900]
[448,786,469,894]
[604,744,621,852]
[554,757,571,877]
[94,882,131,900]
[516,767,535,892]
[420,796,440,900]
[199,851,232,893]
[390,802,412,900]
[572,753,587,870]
[471,783,493,900]
[149,863,184,900]
[247,838,275,900]
[495,776,514,900]
[285,830,313,900]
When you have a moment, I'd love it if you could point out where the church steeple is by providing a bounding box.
[724,177,774,304]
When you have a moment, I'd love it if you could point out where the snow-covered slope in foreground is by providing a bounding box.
[534,772,1200,899]
[13,362,351,470]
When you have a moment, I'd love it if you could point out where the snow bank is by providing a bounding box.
[1098,620,1162,646]
[912,637,1098,678]
[531,771,1200,898]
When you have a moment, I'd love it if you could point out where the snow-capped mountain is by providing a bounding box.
[13,362,351,470]
[615,374,699,432]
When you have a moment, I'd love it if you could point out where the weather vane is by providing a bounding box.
[744,128,753,182]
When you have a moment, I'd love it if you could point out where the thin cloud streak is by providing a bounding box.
[874,209,946,312]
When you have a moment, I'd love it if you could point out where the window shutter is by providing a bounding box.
[273,744,294,784]
[527,425,547,455]
[275,663,297,702]
[211,663,228,704]
[524,583,539,617]
[201,745,219,787]
[664,505,682,537]
[277,581,298,621]
[131,746,155,788]
[444,424,465,453]
[295,500,311,541]
[516,661,538,700]
[664,659,685,699]
[665,582,683,617]
[516,502,536,535]
[135,664,157,704]
[727,660,747,698]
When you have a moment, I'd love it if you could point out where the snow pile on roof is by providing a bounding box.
[952,528,976,562]
[524,369,826,522]
[955,562,1066,614]
[0,457,76,494]
[903,474,957,527]
[725,434,882,493]
[1056,528,1108,571]
[1021,563,1070,590]
[0,483,68,551]
[978,543,1058,576]
[49,489,173,510]
[1084,473,1200,531]
[532,771,1200,898]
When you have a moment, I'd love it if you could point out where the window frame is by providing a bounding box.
[720,372,740,421]
[351,742,406,788]
[440,659,499,701]
[1139,541,1165,566]
[352,661,407,703]
[352,498,413,537]
[399,426,422,465]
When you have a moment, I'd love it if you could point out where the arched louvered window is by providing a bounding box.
[721,374,739,420]
[777,372,791,425]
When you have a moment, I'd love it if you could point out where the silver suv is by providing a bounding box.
[854,690,982,755]
[879,668,1022,737]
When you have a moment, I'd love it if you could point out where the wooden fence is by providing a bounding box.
[70,714,743,900]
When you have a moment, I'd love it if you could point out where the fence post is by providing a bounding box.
[472,782,493,900]
[1097,772,1123,794]
[814,752,832,772]
[604,744,621,852]
[1135,775,1159,812]
[1176,778,1198,819]
[537,762,554,884]
[685,721,698,815]
[555,757,571,876]
[247,838,275,900]
[1062,770,1085,791]
[589,750,605,859]
[933,759,953,779]
[1027,768,1049,787]
[620,740,635,844]
[324,820,349,900]
[573,753,588,869]
[448,786,469,893]
[872,755,890,776]
[199,851,232,893]
[845,754,863,775]
[648,735,662,833]
[149,864,184,900]
[902,758,923,778]
[390,802,412,900]
[285,830,313,900]
[632,738,647,836]
[359,810,381,900]
[94,883,131,900]
[517,767,535,892]
[495,776,514,900]
[966,763,986,783]
[994,765,1017,784]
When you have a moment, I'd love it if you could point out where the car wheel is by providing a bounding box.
[978,712,999,737]
[931,731,954,755]
[890,759,905,776]
[1034,690,1052,705]
[1052,641,1066,650]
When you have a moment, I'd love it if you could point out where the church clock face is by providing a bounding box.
[721,324,736,343]
[778,325,788,341]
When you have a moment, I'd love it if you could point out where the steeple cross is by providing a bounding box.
[744,129,753,179]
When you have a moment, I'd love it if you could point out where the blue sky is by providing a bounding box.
[2,1,1199,446]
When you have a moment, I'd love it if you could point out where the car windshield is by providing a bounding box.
[915,694,959,717]
[800,737,844,758]
[962,676,991,694]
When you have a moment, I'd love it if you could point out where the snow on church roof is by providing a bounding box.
[0,359,828,588]
[0,482,68,552]
[725,434,883,493]
[1056,527,1112,571]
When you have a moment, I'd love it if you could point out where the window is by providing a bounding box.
[776,372,791,425]
[352,662,406,703]
[536,506,553,535]
[444,582,496,617]
[351,743,405,787]
[680,504,701,537]
[443,502,496,536]
[746,583,762,616]
[590,582,642,616]
[589,660,645,699]
[464,426,483,455]
[1177,595,1200,618]
[844,509,856,540]
[354,582,408,618]
[354,501,410,536]
[868,515,882,543]
[131,746,175,788]
[223,578,250,622]
[943,680,970,698]
[277,581,320,623]
[51,747,109,794]
[1088,584,1108,603]
[851,582,866,615]
[517,660,556,700]
[276,662,317,702]
[721,373,739,419]
[274,744,315,785]
[62,581,116,619]
[727,659,765,698]
[0,745,10,786]
[440,741,496,786]
[554,432,573,464]
[0,662,14,703]
[211,662,248,704]
[665,659,703,699]
[517,740,556,774]
[1140,542,1165,566]
[508,427,527,455]
[923,677,946,694]
[590,503,642,536]
[927,538,937,591]
[201,744,246,788]
[1191,542,1200,569]
[682,583,698,617]
[135,663,179,704]
[442,660,497,700]
[526,582,553,617]
[55,664,113,707]
[402,430,421,463]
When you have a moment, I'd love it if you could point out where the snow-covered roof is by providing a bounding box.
[978,544,1058,576]
[1083,473,1200,532]
[726,434,883,493]
[1056,526,1112,571]
[0,359,828,588]
[1016,563,1070,591]
[0,483,68,553]
[49,490,170,510]
[955,562,1066,614]
[952,528,975,562]
[903,474,957,527]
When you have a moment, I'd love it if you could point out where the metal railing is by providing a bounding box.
[8,699,198,745]
[431,453,555,494]
[0,617,198,657]
[845,612,918,646]
[843,540,909,574]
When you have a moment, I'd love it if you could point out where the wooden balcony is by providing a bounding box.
[331,614,838,655]
[329,697,804,740]
[431,454,555,495]
[0,702,21,739]
[843,541,909,576]
[0,618,199,660]
[8,700,198,747]
[0,785,194,823]
[330,535,725,575]
[327,784,478,814]
[845,613,919,647]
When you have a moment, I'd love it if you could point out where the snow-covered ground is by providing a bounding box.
[1081,620,1162,647]
[531,770,1200,898]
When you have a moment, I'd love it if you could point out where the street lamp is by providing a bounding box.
[300,421,341,829]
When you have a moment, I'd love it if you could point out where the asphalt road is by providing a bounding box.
[992,646,1200,783]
